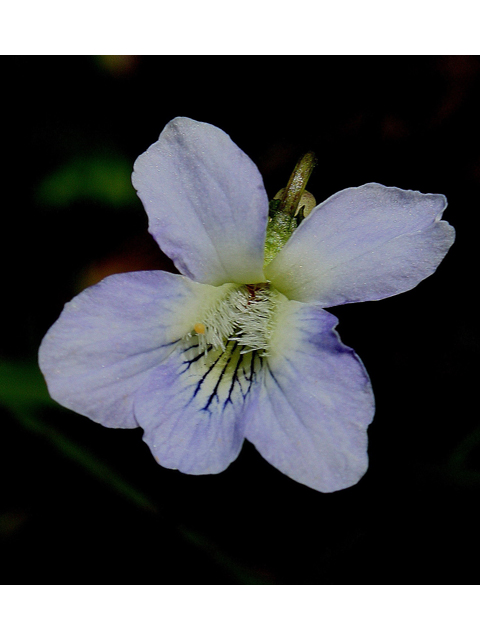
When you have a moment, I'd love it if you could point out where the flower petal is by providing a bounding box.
[132,117,268,286]
[134,341,261,474]
[38,271,231,429]
[265,183,455,306]
[244,299,375,492]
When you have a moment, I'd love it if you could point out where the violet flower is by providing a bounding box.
[39,117,455,492]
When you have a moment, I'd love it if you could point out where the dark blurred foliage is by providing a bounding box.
[1,55,478,584]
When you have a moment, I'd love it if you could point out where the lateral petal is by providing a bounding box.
[132,117,268,286]
[38,271,231,429]
[244,299,375,492]
[265,183,455,306]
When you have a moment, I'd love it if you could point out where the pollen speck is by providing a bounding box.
[194,322,206,334]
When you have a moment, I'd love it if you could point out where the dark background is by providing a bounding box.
[1,56,477,584]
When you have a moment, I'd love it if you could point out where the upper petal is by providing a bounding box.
[244,299,374,493]
[265,183,455,306]
[38,270,231,429]
[132,117,268,286]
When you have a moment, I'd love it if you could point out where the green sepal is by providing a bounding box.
[263,151,317,267]
[264,201,298,266]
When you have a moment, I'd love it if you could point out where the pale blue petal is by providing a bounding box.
[132,117,268,286]
[266,183,455,306]
[38,271,230,429]
[134,340,260,474]
[244,299,375,492]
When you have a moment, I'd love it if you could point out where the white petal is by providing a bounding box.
[39,271,233,429]
[132,117,268,286]
[135,340,261,474]
[244,298,375,492]
[266,183,455,306]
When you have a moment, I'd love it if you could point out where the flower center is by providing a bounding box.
[188,283,276,357]
[177,284,278,413]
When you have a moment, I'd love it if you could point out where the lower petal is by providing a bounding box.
[244,299,375,492]
[134,339,262,474]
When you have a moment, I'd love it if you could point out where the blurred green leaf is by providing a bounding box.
[0,359,54,407]
[446,426,480,486]
[36,155,137,208]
